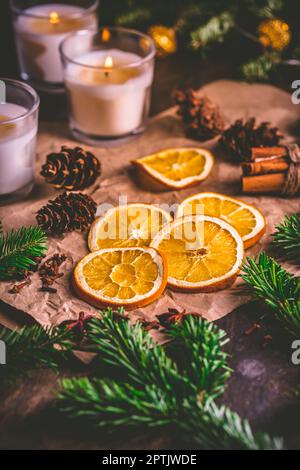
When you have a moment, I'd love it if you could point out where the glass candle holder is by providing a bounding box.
[60,27,156,144]
[0,78,39,205]
[10,0,99,93]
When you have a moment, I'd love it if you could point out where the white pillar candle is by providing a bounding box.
[13,4,97,84]
[0,103,37,195]
[64,49,154,137]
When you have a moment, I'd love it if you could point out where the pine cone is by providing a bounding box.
[40,146,101,190]
[36,192,97,235]
[174,89,224,140]
[220,118,283,162]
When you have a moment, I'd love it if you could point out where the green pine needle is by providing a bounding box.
[0,322,76,384]
[0,225,48,280]
[191,11,234,49]
[273,213,300,260]
[58,308,282,450]
[181,398,284,450]
[166,315,232,401]
[241,253,300,336]
[242,53,279,82]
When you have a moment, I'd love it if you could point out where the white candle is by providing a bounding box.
[0,103,37,195]
[64,49,154,137]
[13,4,97,84]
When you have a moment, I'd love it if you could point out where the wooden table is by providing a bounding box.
[1,55,300,450]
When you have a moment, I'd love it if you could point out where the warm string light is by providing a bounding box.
[50,11,60,25]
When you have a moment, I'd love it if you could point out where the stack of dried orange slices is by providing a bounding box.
[73,155,266,308]
[73,204,170,310]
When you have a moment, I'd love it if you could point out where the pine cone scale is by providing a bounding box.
[36,192,97,235]
[41,146,101,191]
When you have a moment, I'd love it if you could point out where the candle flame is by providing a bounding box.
[50,11,60,25]
[104,56,113,69]
[102,28,111,42]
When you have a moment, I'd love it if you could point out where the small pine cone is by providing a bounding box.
[40,146,101,190]
[220,117,283,162]
[174,89,224,140]
[36,192,97,236]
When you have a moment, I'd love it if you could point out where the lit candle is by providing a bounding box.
[60,28,155,142]
[0,79,39,204]
[11,1,98,90]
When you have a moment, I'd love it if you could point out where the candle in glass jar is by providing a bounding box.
[64,49,154,137]
[0,104,37,196]
[13,3,98,85]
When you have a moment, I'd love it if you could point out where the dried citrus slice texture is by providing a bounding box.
[132,147,214,191]
[176,192,265,249]
[73,247,167,310]
[88,203,172,252]
[151,215,243,292]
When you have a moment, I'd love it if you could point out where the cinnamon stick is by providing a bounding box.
[250,146,287,161]
[242,158,289,176]
[242,173,286,193]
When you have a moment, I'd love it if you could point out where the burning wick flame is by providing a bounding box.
[104,56,113,76]
[50,11,60,25]
[104,56,113,68]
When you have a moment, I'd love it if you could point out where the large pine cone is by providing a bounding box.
[36,192,97,235]
[41,146,101,190]
[220,118,283,162]
[174,89,224,141]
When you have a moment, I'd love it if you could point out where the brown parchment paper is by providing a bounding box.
[0,80,300,327]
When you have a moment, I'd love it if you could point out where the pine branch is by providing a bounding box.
[191,11,235,49]
[241,253,300,336]
[84,309,187,394]
[0,323,76,384]
[245,0,284,18]
[0,225,48,280]
[273,213,300,260]
[115,7,151,26]
[241,53,279,82]
[165,315,232,401]
[180,398,284,450]
[58,309,282,449]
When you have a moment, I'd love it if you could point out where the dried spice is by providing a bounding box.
[244,322,261,336]
[39,253,67,293]
[157,308,201,328]
[220,117,283,162]
[41,146,101,191]
[174,89,224,141]
[36,192,97,236]
[9,278,32,294]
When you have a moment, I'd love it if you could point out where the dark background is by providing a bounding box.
[1,0,300,451]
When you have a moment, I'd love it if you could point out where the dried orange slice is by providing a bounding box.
[132,147,214,191]
[73,247,167,310]
[176,192,265,249]
[151,215,243,292]
[88,203,172,252]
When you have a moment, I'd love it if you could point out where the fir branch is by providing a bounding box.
[241,53,279,82]
[166,315,232,401]
[0,323,76,384]
[84,309,187,394]
[0,225,48,280]
[115,7,151,26]
[58,309,282,449]
[181,398,284,450]
[241,253,300,336]
[245,0,284,18]
[273,213,300,260]
[191,11,235,49]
